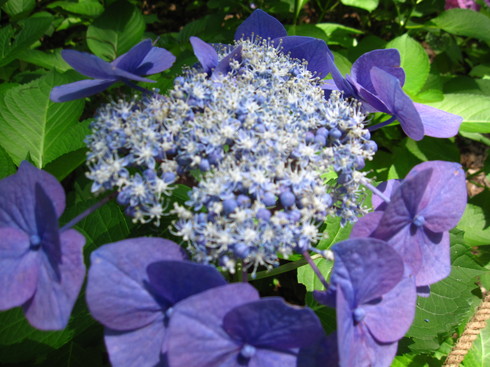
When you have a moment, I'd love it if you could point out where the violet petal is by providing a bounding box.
[190,37,219,74]
[86,237,185,331]
[371,179,401,211]
[414,230,450,286]
[350,211,383,239]
[105,318,166,367]
[0,228,39,310]
[23,229,85,330]
[234,9,287,41]
[222,297,324,350]
[61,50,120,79]
[414,103,462,138]
[50,79,115,103]
[134,46,176,75]
[112,39,153,73]
[370,67,424,140]
[166,283,259,367]
[213,45,242,77]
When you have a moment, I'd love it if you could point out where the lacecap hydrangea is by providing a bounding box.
[85,11,377,273]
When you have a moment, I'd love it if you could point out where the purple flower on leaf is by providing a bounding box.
[352,161,467,286]
[166,287,325,367]
[85,237,228,367]
[314,238,416,367]
[50,39,176,102]
[324,49,463,140]
[0,161,85,330]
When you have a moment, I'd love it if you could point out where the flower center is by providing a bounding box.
[413,215,425,227]
[240,344,256,359]
[30,234,42,249]
[353,307,366,324]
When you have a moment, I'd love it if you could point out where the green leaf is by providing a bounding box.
[47,0,104,17]
[43,147,88,181]
[386,34,430,96]
[287,23,362,47]
[317,216,352,251]
[430,9,490,45]
[17,48,71,72]
[392,353,440,367]
[0,71,85,167]
[0,144,16,179]
[444,76,490,96]
[423,94,490,133]
[305,292,336,334]
[331,51,352,76]
[297,257,332,291]
[0,13,53,67]
[340,0,379,12]
[457,190,490,246]
[1,0,35,19]
[405,236,484,353]
[463,319,490,367]
[86,0,145,60]
[459,131,490,146]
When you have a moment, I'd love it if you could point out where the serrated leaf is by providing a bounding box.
[340,0,379,12]
[430,9,490,45]
[17,48,71,72]
[0,144,16,179]
[457,190,490,246]
[297,257,332,291]
[463,311,490,367]
[86,0,144,60]
[0,71,85,168]
[386,34,430,96]
[423,94,490,133]
[0,13,53,67]
[405,238,484,353]
[47,0,104,17]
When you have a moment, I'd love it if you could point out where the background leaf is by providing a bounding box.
[430,9,490,45]
[340,0,379,12]
[0,70,85,167]
[86,0,145,60]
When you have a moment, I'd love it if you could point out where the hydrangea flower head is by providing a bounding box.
[0,161,85,330]
[50,39,176,102]
[351,161,467,286]
[85,11,377,273]
[86,237,228,366]
[314,238,416,367]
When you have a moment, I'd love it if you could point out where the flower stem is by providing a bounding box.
[362,180,391,204]
[303,251,329,290]
[60,193,115,232]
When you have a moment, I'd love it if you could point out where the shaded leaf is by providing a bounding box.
[340,0,379,12]
[430,9,490,45]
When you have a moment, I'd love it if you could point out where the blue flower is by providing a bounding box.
[85,237,227,366]
[351,161,467,286]
[0,161,85,330]
[50,39,176,102]
[314,238,416,367]
[325,49,463,140]
[166,289,326,366]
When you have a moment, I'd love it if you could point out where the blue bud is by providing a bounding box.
[162,171,176,183]
[287,210,301,223]
[314,134,327,147]
[353,307,366,323]
[233,242,250,258]
[256,208,271,222]
[199,159,210,172]
[305,131,315,144]
[329,128,342,140]
[237,194,251,208]
[240,344,256,359]
[280,191,295,207]
[363,141,378,152]
[316,127,328,137]
[262,192,276,207]
[223,199,238,215]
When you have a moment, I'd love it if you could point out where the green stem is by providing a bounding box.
[251,254,323,281]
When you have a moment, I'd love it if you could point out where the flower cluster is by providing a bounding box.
[85,12,377,272]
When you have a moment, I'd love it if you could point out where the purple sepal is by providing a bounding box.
[324,53,356,97]
[213,45,242,77]
[146,260,226,306]
[351,49,405,93]
[133,46,176,75]
[0,228,39,310]
[86,237,185,331]
[222,297,325,350]
[24,229,86,330]
[50,79,115,103]
[350,211,383,238]
[370,67,424,141]
[371,180,401,211]
[105,320,167,367]
[111,39,153,75]
[413,103,463,138]
[234,9,287,41]
[276,36,333,78]
[297,332,338,367]
[413,230,450,286]
[331,238,404,306]
[190,37,219,74]
[0,161,65,229]
[61,49,120,80]
[166,283,260,367]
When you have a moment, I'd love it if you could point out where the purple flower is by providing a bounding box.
[314,238,416,367]
[0,161,85,330]
[50,39,176,102]
[166,287,325,366]
[85,237,227,367]
[324,49,463,140]
[445,0,480,10]
[191,9,333,79]
[352,161,467,286]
